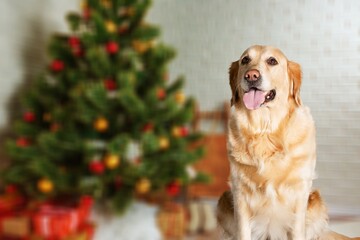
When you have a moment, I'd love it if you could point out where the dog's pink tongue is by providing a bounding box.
[243,89,267,110]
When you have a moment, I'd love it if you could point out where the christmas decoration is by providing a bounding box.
[32,196,94,239]
[1,216,30,238]
[135,178,151,194]
[172,126,189,138]
[100,0,112,8]
[50,59,64,72]
[156,88,166,100]
[175,91,186,104]
[105,41,119,54]
[142,122,154,133]
[2,0,206,214]
[103,78,117,91]
[105,21,117,33]
[23,111,36,123]
[83,7,91,21]
[68,36,80,48]
[104,154,120,169]
[157,202,186,239]
[89,161,105,175]
[16,137,30,147]
[93,117,108,132]
[5,184,17,194]
[166,181,181,197]
[0,193,25,213]
[37,178,54,193]
[132,40,151,53]
[158,136,170,150]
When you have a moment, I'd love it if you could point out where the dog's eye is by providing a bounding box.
[267,57,278,66]
[241,56,251,65]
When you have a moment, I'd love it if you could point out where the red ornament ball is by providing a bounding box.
[104,79,117,90]
[83,7,91,20]
[23,111,35,122]
[50,59,64,72]
[68,36,81,48]
[156,88,166,100]
[180,127,189,137]
[16,137,30,147]
[166,181,181,197]
[105,41,119,54]
[89,161,105,175]
[142,123,154,132]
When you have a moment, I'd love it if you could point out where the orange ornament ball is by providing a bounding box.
[37,178,54,193]
[94,117,109,132]
[104,154,120,169]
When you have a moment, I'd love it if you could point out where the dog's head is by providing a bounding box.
[229,45,302,110]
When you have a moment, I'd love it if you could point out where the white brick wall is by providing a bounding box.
[148,0,360,215]
[0,0,359,215]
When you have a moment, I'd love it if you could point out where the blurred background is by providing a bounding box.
[0,0,359,239]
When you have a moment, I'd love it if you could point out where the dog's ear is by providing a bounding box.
[287,61,302,106]
[229,61,240,106]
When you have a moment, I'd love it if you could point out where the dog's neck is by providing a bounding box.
[234,101,293,136]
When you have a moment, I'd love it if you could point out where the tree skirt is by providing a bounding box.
[91,202,161,240]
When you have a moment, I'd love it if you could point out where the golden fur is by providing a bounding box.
[217,45,360,240]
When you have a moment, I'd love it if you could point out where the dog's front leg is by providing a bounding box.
[233,188,251,240]
[292,185,311,240]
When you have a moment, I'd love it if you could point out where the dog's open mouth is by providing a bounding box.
[243,88,276,110]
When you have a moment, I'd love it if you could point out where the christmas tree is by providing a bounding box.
[1,0,206,212]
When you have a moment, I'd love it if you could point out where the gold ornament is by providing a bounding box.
[80,0,88,10]
[100,0,112,8]
[159,136,170,150]
[37,178,53,193]
[105,21,117,33]
[104,154,120,169]
[94,117,109,132]
[132,40,150,53]
[172,126,181,137]
[175,92,186,104]
[136,178,151,194]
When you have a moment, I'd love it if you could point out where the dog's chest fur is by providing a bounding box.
[228,107,316,239]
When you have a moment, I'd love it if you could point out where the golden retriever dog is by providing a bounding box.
[217,45,360,240]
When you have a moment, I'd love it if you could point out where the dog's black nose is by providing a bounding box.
[244,69,261,82]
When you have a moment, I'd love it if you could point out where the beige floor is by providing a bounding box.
[186,220,360,239]
[331,220,360,237]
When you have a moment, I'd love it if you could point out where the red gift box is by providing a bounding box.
[32,196,93,239]
[0,194,26,213]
